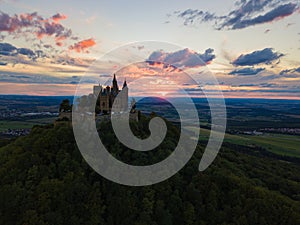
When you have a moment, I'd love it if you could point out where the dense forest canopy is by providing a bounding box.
[0,116,299,225]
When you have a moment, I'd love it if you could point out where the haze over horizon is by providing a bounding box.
[0,0,299,99]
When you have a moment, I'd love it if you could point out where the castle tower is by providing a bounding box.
[99,85,110,113]
[121,79,128,111]
[93,84,102,96]
[97,74,128,114]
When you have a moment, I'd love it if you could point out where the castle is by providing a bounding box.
[93,74,128,114]
[57,74,138,122]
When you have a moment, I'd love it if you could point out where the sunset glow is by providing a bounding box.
[0,0,299,99]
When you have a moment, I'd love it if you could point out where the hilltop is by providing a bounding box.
[0,117,299,225]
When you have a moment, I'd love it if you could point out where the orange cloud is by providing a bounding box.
[69,38,96,53]
[52,13,67,23]
[56,42,63,47]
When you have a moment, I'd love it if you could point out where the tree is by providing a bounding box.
[59,99,72,112]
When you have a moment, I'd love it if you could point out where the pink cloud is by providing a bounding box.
[51,13,67,23]
[0,11,72,47]
[148,48,216,68]
[69,38,96,53]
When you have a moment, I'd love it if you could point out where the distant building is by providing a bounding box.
[94,74,128,114]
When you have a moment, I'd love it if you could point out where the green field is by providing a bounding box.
[1,118,300,158]
[238,133,300,157]
[186,126,300,158]
[0,117,56,132]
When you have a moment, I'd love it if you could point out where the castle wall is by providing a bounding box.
[99,95,110,113]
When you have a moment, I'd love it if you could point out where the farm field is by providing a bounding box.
[195,127,300,158]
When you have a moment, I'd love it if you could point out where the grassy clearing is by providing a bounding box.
[186,126,300,158]
[244,134,300,158]
[26,117,56,124]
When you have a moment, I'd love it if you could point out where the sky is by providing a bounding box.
[0,0,299,99]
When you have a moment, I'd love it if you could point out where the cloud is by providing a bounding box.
[0,41,96,68]
[198,48,216,64]
[53,55,94,67]
[0,71,81,84]
[0,42,44,61]
[0,11,73,48]
[0,10,97,64]
[17,48,35,57]
[51,13,67,23]
[36,20,72,45]
[69,38,96,53]
[147,48,216,68]
[0,82,77,96]
[228,3,298,29]
[229,67,265,75]
[280,67,300,74]
[237,84,257,87]
[173,1,299,30]
[259,83,276,88]
[0,43,17,56]
[176,9,218,26]
[286,23,295,27]
[232,48,284,66]
[131,45,145,50]
[280,67,300,77]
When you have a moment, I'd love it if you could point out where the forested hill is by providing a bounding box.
[0,118,299,225]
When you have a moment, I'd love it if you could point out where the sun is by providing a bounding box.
[158,91,168,96]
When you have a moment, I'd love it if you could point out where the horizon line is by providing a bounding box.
[1,94,300,101]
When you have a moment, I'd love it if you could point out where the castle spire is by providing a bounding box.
[123,79,127,88]
[112,73,119,92]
